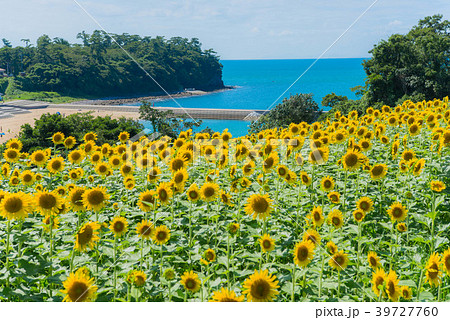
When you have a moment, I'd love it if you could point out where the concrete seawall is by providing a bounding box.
[3,100,269,120]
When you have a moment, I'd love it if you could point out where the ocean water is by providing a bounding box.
[141,58,367,136]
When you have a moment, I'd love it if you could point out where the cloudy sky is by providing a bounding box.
[1,0,448,59]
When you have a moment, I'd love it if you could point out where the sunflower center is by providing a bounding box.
[77,226,93,246]
[159,189,168,201]
[174,174,184,184]
[392,208,403,218]
[251,279,270,299]
[141,226,152,236]
[297,247,309,261]
[387,281,395,296]
[264,157,274,169]
[360,201,369,210]
[203,187,215,198]
[87,191,105,205]
[71,190,84,206]
[369,257,377,267]
[68,281,89,302]
[114,221,124,233]
[189,191,198,199]
[262,240,272,249]
[171,159,184,171]
[39,194,57,209]
[252,197,269,213]
[4,197,23,213]
[313,212,321,221]
[35,153,44,161]
[157,231,167,241]
[332,217,340,226]
[51,161,62,170]
[428,263,438,279]
[345,153,358,167]
[185,279,196,289]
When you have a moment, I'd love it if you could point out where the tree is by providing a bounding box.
[139,101,201,138]
[249,93,321,133]
[2,38,12,48]
[363,14,450,106]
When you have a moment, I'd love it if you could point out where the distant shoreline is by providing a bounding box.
[69,86,236,106]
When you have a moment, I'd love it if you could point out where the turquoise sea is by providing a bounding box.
[142,58,368,137]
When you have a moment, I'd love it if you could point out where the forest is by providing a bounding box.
[0,31,224,97]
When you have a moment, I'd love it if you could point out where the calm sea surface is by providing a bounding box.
[141,58,367,136]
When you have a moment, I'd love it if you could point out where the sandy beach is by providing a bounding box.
[0,107,139,143]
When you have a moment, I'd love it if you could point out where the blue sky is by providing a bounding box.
[1,0,448,59]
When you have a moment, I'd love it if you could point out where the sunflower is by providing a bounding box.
[300,171,312,186]
[172,168,188,187]
[30,150,48,167]
[130,270,147,287]
[146,166,161,183]
[387,202,407,222]
[152,225,171,245]
[328,209,343,229]
[169,156,187,172]
[259,234,275,253]
[367,251,381,269]
[3,148,20,163]
[262,152,279,172]
[372,268,387,297]
[245,194,272,220]
[308,147,329,165]
[370,164,388,180]
[203,248,216,263]
[302,229,321,247]
[156,182,173,205]
[293,240,315,267]
[309,206,324,227]
[83,132,97,142]
[52,132,65,145]
[327,191,340,204]
[43,215,60,232]
[136,220,154,240]
[0,192,34,220]
[47,157,65,174]
[109,216,128,237]
[242,269,279,302]
[68,187,86,212]
[75,222,100,252]
[34,190,63,216]
[329,250,349,271]
[220,191,233,206]
[411,158,425,176]
[118,131,130,143]
[276,165,289,179]
[90,151,103,164]
[326,241,338,255]
[425,253,442,287]
[352,209,365,222]
[180,271,201,293]
[356,196,373,213]
[341,150,364,171]
[64,136,77,149]
[441,249,450,276]
[6,138,23,150]
[20,170,36,186]
[67,149,85,165]
[61,268,97,302]
[200,182,220,202]
[400,286,412,300]
[228,222,240,235]
[82,187,109,212]
[138,190,157,212]
[397,223,407,233]
[108,155,122,169]
[430,180,446,192]
[385,270,401,302]
[401,149,415,162]
[187,183,201,202]
[320,176,335,192]
[210,288,245,302]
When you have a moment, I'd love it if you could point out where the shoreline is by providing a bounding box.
[69,86,236,106]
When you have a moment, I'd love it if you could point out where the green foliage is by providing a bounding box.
[0,78,8,93]
[249,93,321,133]
[139,101,201,139]
[363,14,450,106]
[0,32,224,98]
[18,112,144,152]
[319,92,367,120]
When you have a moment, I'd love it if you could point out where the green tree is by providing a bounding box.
[363,14,449,106]
[249,93,321,133]
[139,101,201,138]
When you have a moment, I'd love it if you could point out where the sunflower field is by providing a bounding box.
[0,98,449,302]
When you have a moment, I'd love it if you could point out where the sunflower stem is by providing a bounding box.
[318,250,325,300]
[5,220,11,288]
[417,269,424,301]
[291,264,296,302]
[226,234,230,290]
[160,244,163,286]
[337,270,341,298]
[49,215,53,297]
[113,236,117,301]
[140,237,144,269]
